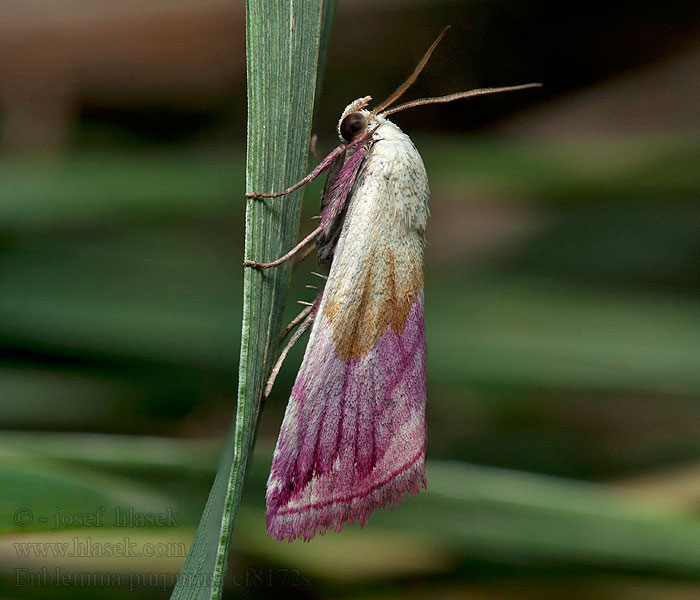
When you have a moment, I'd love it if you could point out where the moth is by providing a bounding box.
[245,27,539,541]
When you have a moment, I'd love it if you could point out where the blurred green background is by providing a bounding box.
[1,1,700,598]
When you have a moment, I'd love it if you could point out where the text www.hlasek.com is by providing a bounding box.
[14,537,186,559]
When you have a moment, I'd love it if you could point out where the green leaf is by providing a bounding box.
[4,433,700,579]
[236,459,700,579]
[0,152,243,231]
[0,461,183,534]
[402,461,700,576]
[427,276,700,393]
[169,2,336,599]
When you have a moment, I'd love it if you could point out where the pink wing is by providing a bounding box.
[266,289,426,541]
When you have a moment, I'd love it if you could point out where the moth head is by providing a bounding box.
[337,96,372,142]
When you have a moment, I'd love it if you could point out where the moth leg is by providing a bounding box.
[244,224,322,270]
[279,303,314,343]
[264,306,316,398]
[246,143,345,199]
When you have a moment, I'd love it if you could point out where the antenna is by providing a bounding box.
[381,83,543,116]
[371,26,451,115]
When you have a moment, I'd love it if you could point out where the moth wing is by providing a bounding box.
[316,144,369,264]
[266,293,426,542]
[267,137,428,541]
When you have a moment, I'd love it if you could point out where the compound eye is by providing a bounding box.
[340,112,367,141]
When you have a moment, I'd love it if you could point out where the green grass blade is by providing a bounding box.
[4,433,700,578]
[233,459,700,579]
[169,2,335,598]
